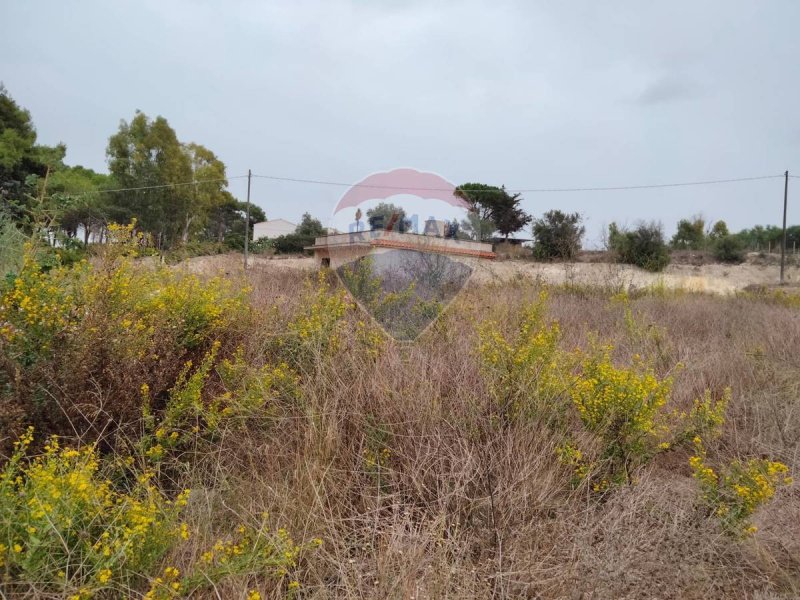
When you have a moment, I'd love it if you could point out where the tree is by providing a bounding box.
[207,193,265,249]
[609,221,671,272]
[531,210,585,260]
[182,143,227,243]
[272,212,325,254]
[709,220,729,240]
[48,165,111,243]
[713,235,745,264]
[0,85,68,230]
[671,217,706,250]
[458,211,495,242]
[366,202,412,232]
[106,110,193,248]
[453,182,530,241]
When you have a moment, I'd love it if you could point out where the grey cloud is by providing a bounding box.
[1,0,799,247]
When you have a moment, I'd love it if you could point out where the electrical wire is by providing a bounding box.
[252,173,784,193]
[74,175,249,196]
[62,171,788,198]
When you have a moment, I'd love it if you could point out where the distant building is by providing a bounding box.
[252,219,296,240]
[306,230,495,267]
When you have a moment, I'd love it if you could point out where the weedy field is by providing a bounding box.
[1,239,799,599]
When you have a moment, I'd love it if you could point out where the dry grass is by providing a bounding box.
[3,257,800,599]
[158,268,800,599]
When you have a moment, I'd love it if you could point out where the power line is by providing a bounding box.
[252,173,783,193]
[68,175,249,197]
[59,171,787,199]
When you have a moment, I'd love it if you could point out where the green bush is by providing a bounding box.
[609,222,671,272]
[713,235,746,264]
[531,210,585,260]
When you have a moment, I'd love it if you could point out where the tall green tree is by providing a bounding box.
[182,143,227,243]
[453,183,530,241]
[106,111,193,248]
[0,85,67,230]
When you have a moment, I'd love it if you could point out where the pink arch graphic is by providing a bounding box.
[333,168,470,214]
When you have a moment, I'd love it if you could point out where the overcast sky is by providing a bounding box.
[2,1,799,245]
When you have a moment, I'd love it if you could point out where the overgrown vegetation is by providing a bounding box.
[1,236,798,597]
[608,221,672,271]
[531,210,585,260]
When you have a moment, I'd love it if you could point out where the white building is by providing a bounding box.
[252,219,296,240]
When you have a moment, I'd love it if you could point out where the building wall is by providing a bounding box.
[252,220,296,240]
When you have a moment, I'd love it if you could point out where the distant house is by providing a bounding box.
[306,230,495,267]
[252,219,296,240]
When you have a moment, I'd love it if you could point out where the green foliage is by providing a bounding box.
[366,202,412,233]
[690,437,791,536]
[608,221,671,272]
[531,210,585,260]
[709,220,729,240]
[272,212,325,254]
[454,182,531,240]
[477,291,570,423]
[106,111,195,247]
[0,212,25,276]
[734,224,800,252]
[0,224,249,446]
[0,85,69,229]
[671,217,706,250]
[713,234,746,263]
[0,428,188,598]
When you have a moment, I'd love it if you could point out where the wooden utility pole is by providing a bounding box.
[244,169,252,270]
[780,170,789,284]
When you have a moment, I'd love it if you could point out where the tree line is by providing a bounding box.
[0,85,260,254]
[2,84,795,272]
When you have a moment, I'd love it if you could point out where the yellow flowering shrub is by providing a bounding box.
[0,222,249,449]
[477,291,570,422]
[281,271,350,366]
[690,437,792,536]
[0,252,85,362]
[144,522,321,599]
[140,344,300,464]
[355,318,386,358]
[569,346,673,483]
[670,388,730,446]
[0,429,188,597]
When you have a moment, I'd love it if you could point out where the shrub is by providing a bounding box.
[478,291,570,423]
[671,217,706,250]
[531,210,585,260]
[608,221,671,272]
[690,437,792,536]
[713,235,746,264]
[0,429,319,598]
[0,223,249,449]
[278,271,350,368]
[568,345,673,485]
[0,429,188,598]
[273,212,325,255]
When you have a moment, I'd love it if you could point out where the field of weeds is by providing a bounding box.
[1,239,800,599]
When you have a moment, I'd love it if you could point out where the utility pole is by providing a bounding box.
[244,169,252,271]
[780,170,789,284]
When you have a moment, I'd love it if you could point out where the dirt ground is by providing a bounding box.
[184,253,800,295]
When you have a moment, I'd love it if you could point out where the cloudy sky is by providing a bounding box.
[2,1,799,244]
